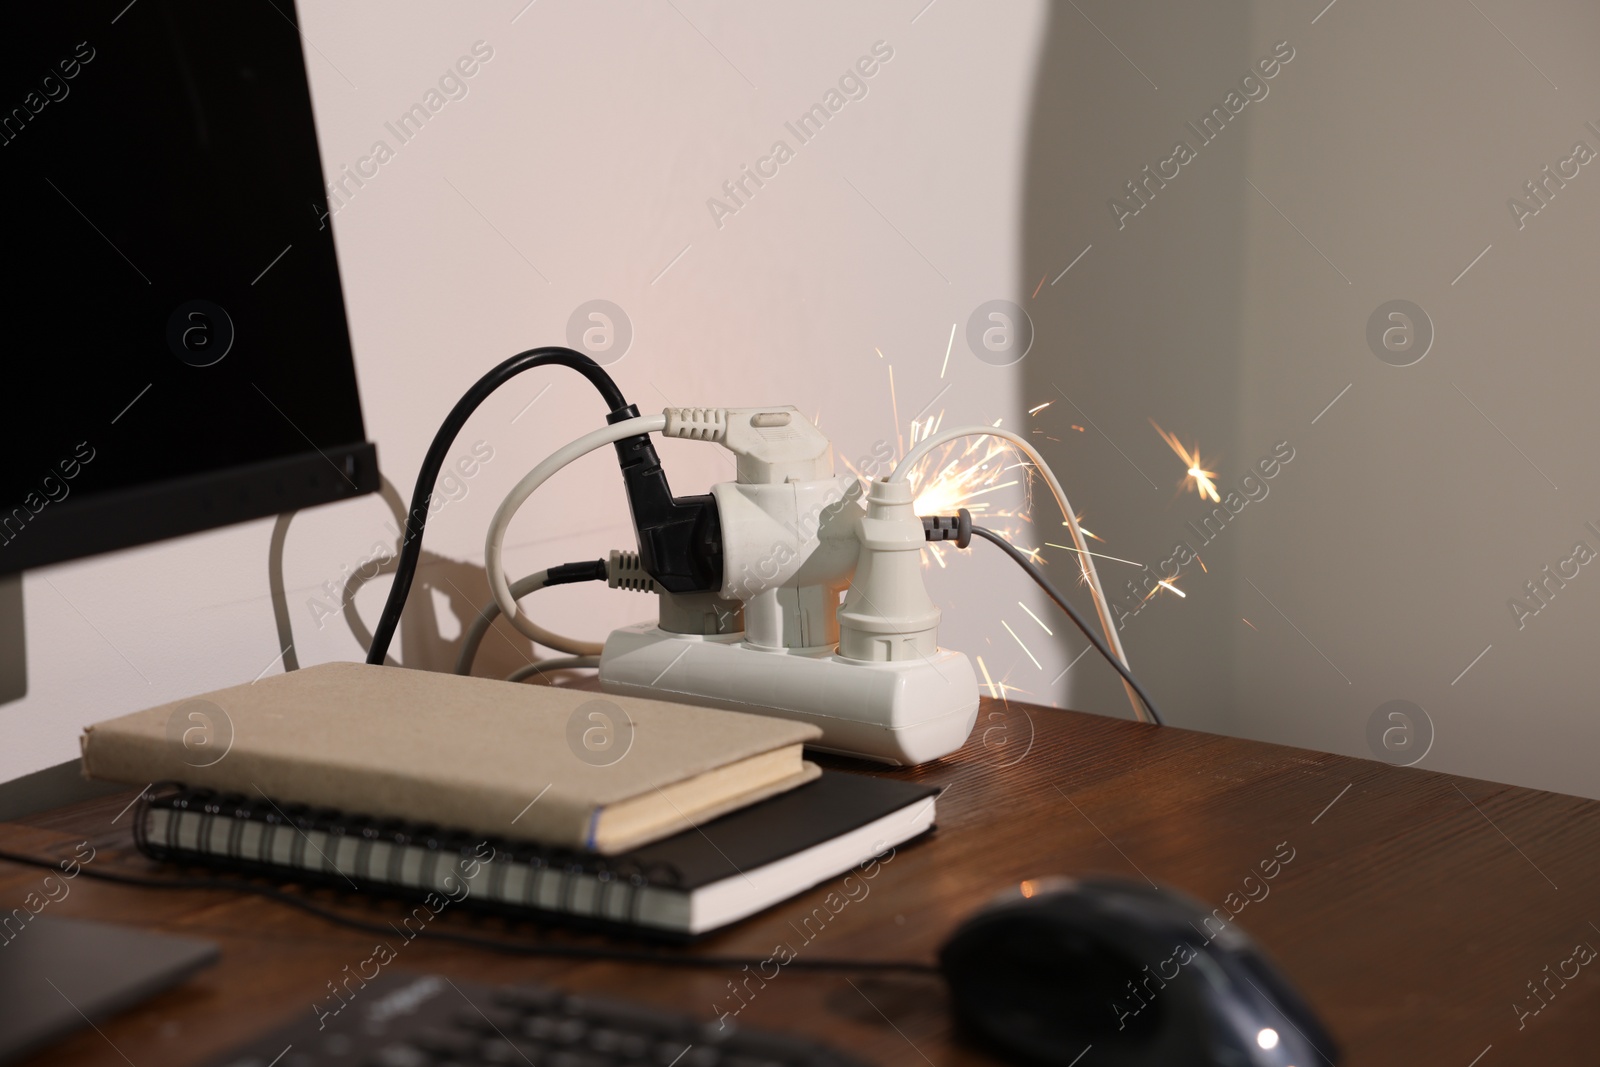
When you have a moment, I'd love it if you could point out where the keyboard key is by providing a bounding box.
[365,1044,428,1067]
[493,985,564,1013]
[653,1041,696,1066]
[589,1029,650,1059]
[455,1006,523,1034]
[550,1017,589,1045]
[547,1052,612,1067]
[479,1036,541,1064]
[681,1047,721,1067]
[566,997,695,1037]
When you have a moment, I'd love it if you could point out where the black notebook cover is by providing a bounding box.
[135,771,939,937]
[630,770,937,888]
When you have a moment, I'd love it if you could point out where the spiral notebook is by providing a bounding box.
[134,772,938,937]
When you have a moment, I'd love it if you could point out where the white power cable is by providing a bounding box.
[485,414,667,646]
[506,656,601,683]
[890,425,1147,723]
[458,569,567,674]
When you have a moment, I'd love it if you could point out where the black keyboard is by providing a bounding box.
[208,972,867,1067]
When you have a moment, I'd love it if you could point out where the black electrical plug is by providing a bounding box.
[607,405,724,593]
[922,510,972,548]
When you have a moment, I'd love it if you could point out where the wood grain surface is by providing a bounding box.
[2,698,1597,1066]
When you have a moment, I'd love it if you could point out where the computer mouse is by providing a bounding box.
[938,876,1339,1067]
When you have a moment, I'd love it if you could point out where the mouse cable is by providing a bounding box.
[956,517,1165,726]
[889,426,1148,723]
[366,348,631,666]
[0,846,939,976]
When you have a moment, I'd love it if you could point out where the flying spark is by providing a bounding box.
[1044,543,1141,568]
[976,655,1028,702]
[1018,601,1053,635]
[1142,578,1186,602]
[1150,419,1220,503]
[1069,513,1104,542]
[1002,620,1042,669]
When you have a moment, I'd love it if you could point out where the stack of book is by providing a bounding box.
[80,663,938,937]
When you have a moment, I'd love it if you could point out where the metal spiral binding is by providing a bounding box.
[130,786,686,926]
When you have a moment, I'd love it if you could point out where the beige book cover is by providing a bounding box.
[79,662,821,854]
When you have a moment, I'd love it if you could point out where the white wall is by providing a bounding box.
[1229,0,1600,799]
[3,1,1062,784]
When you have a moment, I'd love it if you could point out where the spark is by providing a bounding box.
[875,347,885,359]
[1070,424,1085,432]
[1150,419,1220,503]
[1031,274,1047,299]
[1242,617,1258,631]
[962,479,1021,501]
[1019,602,1053,635]
[975,655,1026,701]
[1069,512,1104,542]
[1142,578,1186,602]
[1044,543,1142,568]
[868,363,1123,580]
[1196,555,1208,573]
[1002,620,1043,669]
[905,432,1026,520]
[976,655,1000,699]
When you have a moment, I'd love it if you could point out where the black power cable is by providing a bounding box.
[935,512,1165,726]
[366,348,631,666]
[0,847,939,976]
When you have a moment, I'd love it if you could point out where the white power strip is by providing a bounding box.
[486,404,1139,764]
[598,624,979,766]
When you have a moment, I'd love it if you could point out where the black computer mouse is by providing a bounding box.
[938,877,1339,1067]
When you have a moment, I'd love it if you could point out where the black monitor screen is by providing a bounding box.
[0,0,376,574]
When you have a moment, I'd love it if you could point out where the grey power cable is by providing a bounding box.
[950,514,1166,726]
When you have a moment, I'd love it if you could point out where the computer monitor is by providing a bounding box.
[0,0,375,1046]
[0,0,377,577]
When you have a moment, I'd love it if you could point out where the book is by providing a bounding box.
[134,772,939,936]
[81,662,822,854]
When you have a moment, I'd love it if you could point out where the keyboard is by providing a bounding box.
[207,971,868,1067]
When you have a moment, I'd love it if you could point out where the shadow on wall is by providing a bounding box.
[1020,4,1255,728]
[266,474,572,684]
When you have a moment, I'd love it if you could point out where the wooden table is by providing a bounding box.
[3,699,1597,1066]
